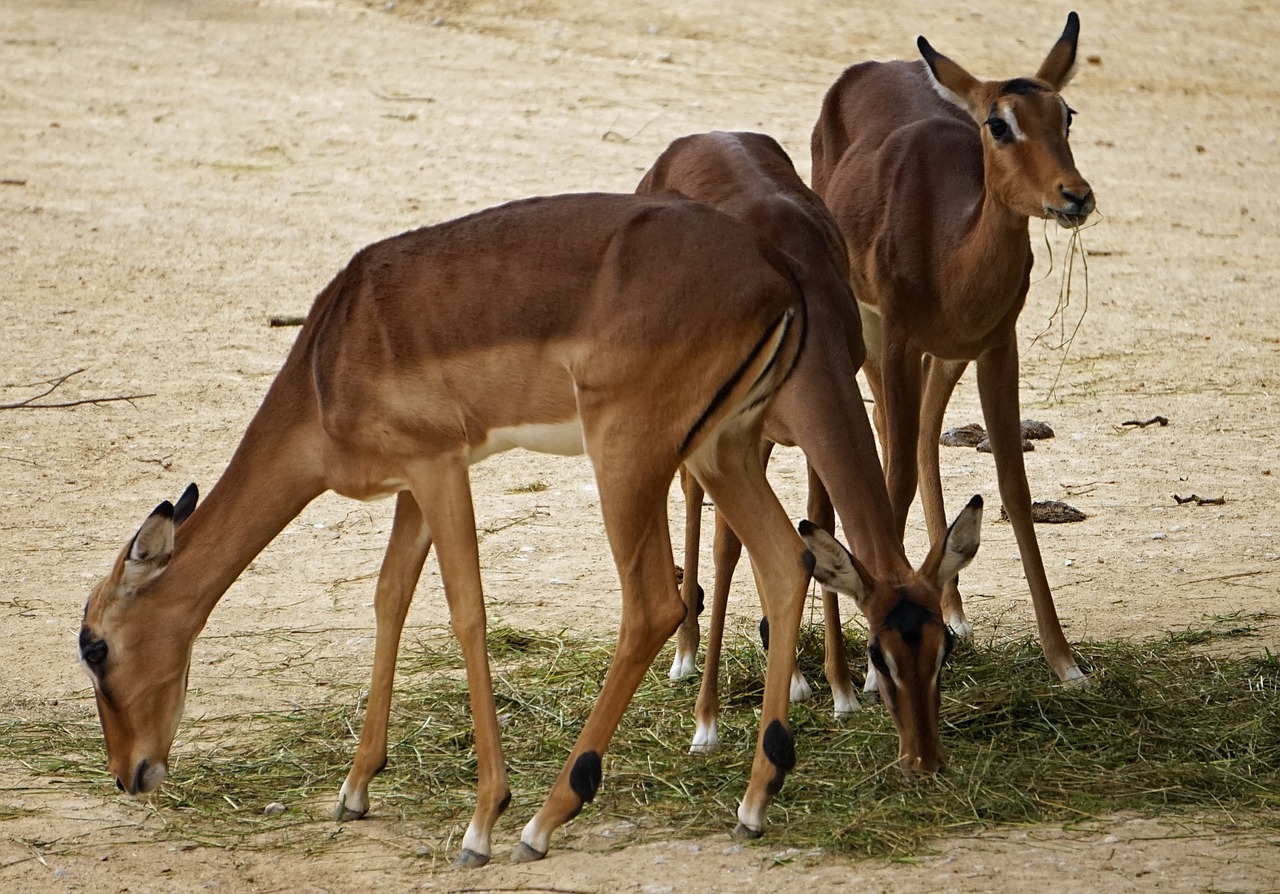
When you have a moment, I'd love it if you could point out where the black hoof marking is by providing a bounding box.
[732,822,764,841]
[763,719,795,797]
[763,720,796,772]
[758,616,770,651]
[497,789,512,815]
[569,750,602,803]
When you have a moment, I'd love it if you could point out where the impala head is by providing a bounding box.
[919,12,1093,228]
[80,484,200,795]
[799,495,983,778]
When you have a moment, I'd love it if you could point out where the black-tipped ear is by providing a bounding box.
[917,35,982,115]
[798,520,872,609]
[934,495,983,588]
[173,483,198,526]
[1036,11,1081,89]
[917,35,941,74]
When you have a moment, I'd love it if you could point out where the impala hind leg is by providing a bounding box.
[918,356,971,637]
[670,466,704,681]
[689,507,739,754]
[689,443,811,839]
[976,342,1082,684]
[335,491,433,822]
[514,466,686,862]
[410,459,510,868]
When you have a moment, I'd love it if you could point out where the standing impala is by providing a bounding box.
[637,131,983,772]
[79,192,817,866]
[811,13,1094,684]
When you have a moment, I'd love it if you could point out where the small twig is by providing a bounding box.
[1,394,154,410]
[1173,494,1225,506]
[1123,416,1168,428]
[269,314,306,327]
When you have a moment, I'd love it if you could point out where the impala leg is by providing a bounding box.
[515,465,686,862]
[335,491,433,822]
[690,440,811,839]
[690,506,739,754]
[410,459,510,868]
[877,340,924,540]
[670,466,704,681]
[918,356,971,637]
[805,464,857,716]
[976,341,1082,683]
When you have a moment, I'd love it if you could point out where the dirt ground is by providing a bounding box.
[3,0,1279,890]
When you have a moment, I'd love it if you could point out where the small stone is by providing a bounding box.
[263,802,286,816]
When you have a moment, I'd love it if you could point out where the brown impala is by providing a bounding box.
[637,130,982,775]
[811,13,1094,686]
[79,192,818,866]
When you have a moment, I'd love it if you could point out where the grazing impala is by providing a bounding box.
[811,13,1093,684]
[637,131,983,772]
[79,192,817,866]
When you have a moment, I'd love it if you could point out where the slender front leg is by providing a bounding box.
[691,439,811,839]
[976,340,1082,683]
[878,337,925,540]
[670,466,704,681]
[515,464,686,862]
[410,459,511,868]
[335,491,433,821]
[917,356,971,636]
[805,464,857,716]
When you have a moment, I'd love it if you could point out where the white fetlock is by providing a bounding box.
[1060,664,1088,688]
[831,684,861,717]
[689,719,720,755]
[668,649,697,682]
[862,664,881,702]
[790,670,813,703]
[516,817,551,862]
[333,778,369,821]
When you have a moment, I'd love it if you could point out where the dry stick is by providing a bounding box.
[0,367,154,409]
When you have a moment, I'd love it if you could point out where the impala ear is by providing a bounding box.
[1035,11,1081,90]
[923,495,984,589]
[121,500,178,592]
[918,35,983,116]
[173,483,199,526]
[798,520,872,610]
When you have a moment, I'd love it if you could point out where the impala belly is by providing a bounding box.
[467,420,586,464]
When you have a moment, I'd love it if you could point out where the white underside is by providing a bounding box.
[467,420,586,464]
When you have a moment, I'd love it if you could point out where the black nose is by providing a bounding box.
[1061,186,1093,209]
[115,777,125,792]
[130,758,149,795]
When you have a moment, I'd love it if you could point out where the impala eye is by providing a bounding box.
[83,639,108,666]
[868,642,889,674]
[985,116,1011,142]
[1065,106,1077,136]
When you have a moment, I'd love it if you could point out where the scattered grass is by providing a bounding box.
[505,480,550,494]
[5,617,1279,857]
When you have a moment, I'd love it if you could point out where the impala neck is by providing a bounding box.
[170,366,326,622]
[952,168,1033,302]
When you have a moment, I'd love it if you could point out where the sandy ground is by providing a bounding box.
[2,0,1279,890]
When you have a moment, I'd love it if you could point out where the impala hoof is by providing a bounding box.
[669,650,697,682]
[789,673,813,703]
[1060,665,1088,689]
[453,848,489,869]
[731,822,763,841]
[510,841,546,863]
[332,794,367,822]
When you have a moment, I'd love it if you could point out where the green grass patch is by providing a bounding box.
[5,615,1280,856]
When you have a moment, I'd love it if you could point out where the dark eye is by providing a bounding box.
[84,640,108,666]
[985,116,1011,142]
[1065,106,1076,136]
[868,642,889,674]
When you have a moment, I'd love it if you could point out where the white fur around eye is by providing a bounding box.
[999,104,1027,141]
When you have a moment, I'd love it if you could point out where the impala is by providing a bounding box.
[811,13,1093,685]
[79,192,817,866]
[637,131,982,772]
